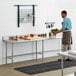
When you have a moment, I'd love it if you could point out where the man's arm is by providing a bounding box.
[54,29,62,34]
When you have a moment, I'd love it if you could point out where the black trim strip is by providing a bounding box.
[32,5,35,27]
[17,5,20,27]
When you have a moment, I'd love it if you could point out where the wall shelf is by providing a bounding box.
[14,5,37,27]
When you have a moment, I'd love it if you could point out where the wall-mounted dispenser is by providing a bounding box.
[45,22,55,29]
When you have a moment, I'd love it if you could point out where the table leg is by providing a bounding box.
[61,56,64,76]
[32,42,34,60]
[36,41,37,60]
[42,40,44,62]
[11,43,14,65]
[6,42,7,64]
[32,41,35,64]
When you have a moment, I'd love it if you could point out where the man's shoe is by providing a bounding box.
[66,58,72,61]
[58,59,61,61]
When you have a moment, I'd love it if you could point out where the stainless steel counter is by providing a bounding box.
[2,36,61,65]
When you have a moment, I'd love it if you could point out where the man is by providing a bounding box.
[56,10,72,61]
[61,10,72,61]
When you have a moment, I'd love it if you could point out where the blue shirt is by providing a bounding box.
[62,17,72,30]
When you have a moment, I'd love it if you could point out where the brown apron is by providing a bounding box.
[62,30,72,45]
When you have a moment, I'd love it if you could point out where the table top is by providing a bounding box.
[65,72,76,76]
[58,51,76,59]
[3,36,61,44]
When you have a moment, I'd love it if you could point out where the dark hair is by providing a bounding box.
[61,10,67,14]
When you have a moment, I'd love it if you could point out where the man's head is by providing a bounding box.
[61,10,67,18]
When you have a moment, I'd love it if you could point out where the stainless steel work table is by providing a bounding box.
[58,51,76,76]
[3,36,61,64]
